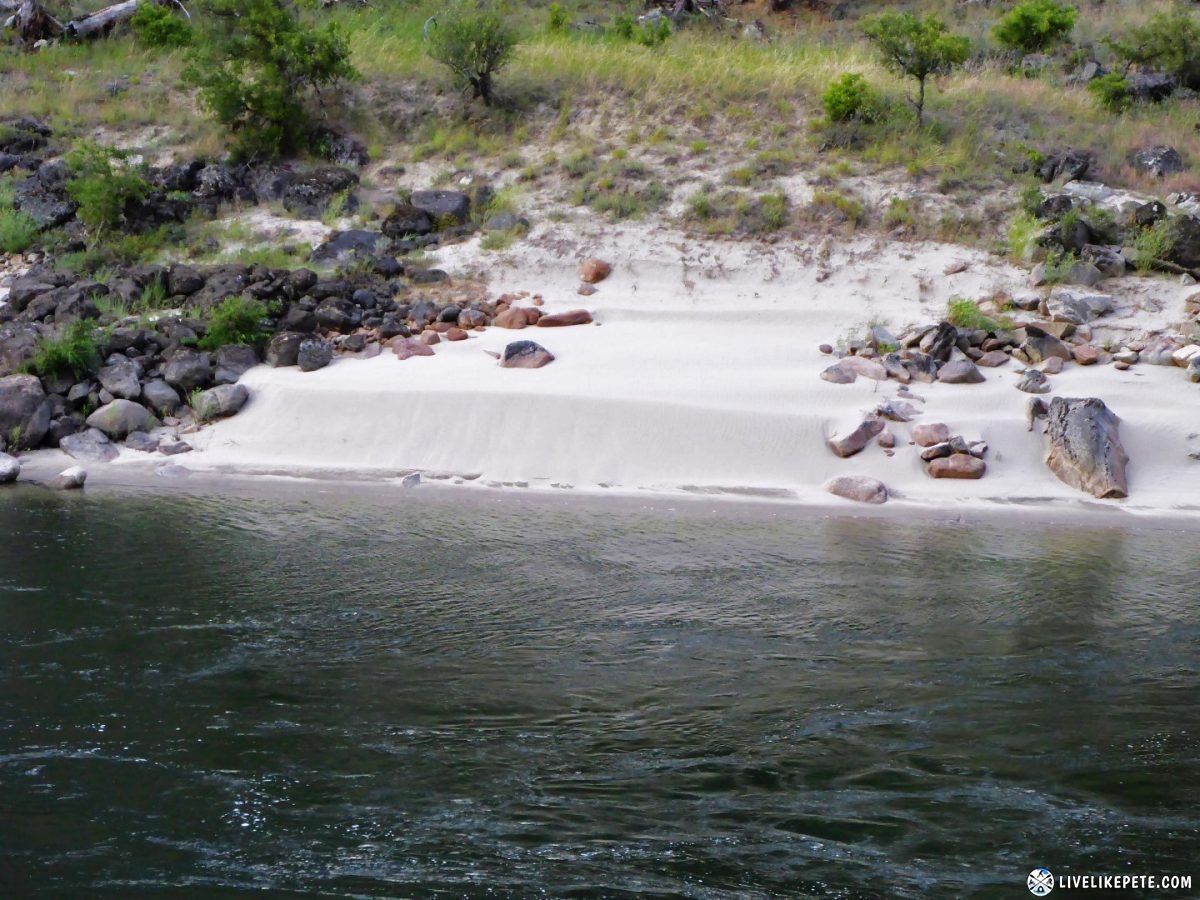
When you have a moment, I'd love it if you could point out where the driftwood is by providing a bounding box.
[5,0,187,45]
[64,0,139,39]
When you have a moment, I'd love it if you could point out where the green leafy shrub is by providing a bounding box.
[946,298,1006,332]
[994,0,1077,54]
[547,2,570,34]
[1131,219,1176,274]
[64,142,152,236]
[822,73,879,123]
[426,0,517,107]
[199,296,269,350]
[131,3,193,48]
[183,0,357,161]
[0,207,39,254]
[28,321,102,378]
[1087,73,1131,113]
[861,12,971,125]
[1107,12,1200,90]
[611,13,635,41]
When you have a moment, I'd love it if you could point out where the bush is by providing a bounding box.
[946,298,1005,332]
[28,321,102,378]
[1088,73,1131,113]
[131,3,193,48]
[547,2,570,34]
[1131,219,1176,274]
[994,0,1077,54]
[183,0,357,161]
[64,142,152,236]
[426,0,518,107]
[822,73,878,123]
[1107,12,1200,91]
[199,296,269,350]
[0,207,39,254]
[861,13,970,125]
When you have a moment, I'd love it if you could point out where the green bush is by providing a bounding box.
[0,207,39,254]
[1087,73,1131,113]
[64,142,152,236]
[183,0,358,161]
[861,12,971,125]
[131,3,193,48]
[28,321,102,378]
[1131,219,1176,274]
[426,0,518,107]
[547,2,570,34]
[199,296,269,350]
[1107,12,1200,90]
[994,0,1077,54]
[946,298,1006,332]
[822,73,878,123]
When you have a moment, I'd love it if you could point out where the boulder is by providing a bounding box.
[537,309,594,327]
[827,418,884,458]
[1130,145,1184,178]
[975,349,1010,368]
[266,332,306,367]
[458,308,489,329]
[0,374,51,450]
[937,360,985,384]
[1072,345,1099,366]
[96,359,142,400]
[125,431,160,454]
[1187,357,1200,383]
[309,229,386,264]
[1020,325,1073,363]
[927,455,986,479]
[1047,288,1112,325]
[881,352,910,383]
[912,422,950,447]
[214,344,260,384]
[298,338,333,372]
[927,321,958,363]
[141,379,182,414]
[1017,369,1051,394]
[85,399,152,439]
[192,384,249,421]
[59,428,119,463]
[282,166,359,218]
[1037,149,1093,183]
[905,352,938,383]
[1043,397,1129,499]
[167,264,205,296]
[410,189,471,226]
[0,451,18,484]
[500,340,555,369]
[823,475,888,504]
[381,204,434,238]
[579,258,612,283]
[392,338,435,360]
[49,466,87,490]
[163,349,213,392]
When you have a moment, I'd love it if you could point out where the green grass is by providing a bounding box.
[27,320,104,379]
[0,207,39,254]
[946,297,1010,332]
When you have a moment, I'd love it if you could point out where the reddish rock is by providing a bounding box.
[579,258,612,283]
[523,307,543,325]
[458,308,489,329]
[393,338,435,360]
[429,322,454,333]
[1042,356,1064,375]
[827,418,885,458]
[912,423,951,447]
[419,331,441,345]
[823,475,888,504]
[878,430,896,449]
[537,309,594,327]
[494,308,528,329]
[975,350,1010,368]
[578,284,598,296]
[446,327,468,341]
[1073,345,1099,365]
[500,340,555,369]
[937,360,985,384]
[928,455,986,479]
[819,343,834,355]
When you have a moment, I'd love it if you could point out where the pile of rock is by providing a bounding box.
[914,422,988,480]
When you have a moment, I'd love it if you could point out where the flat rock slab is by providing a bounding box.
[823,475,888,504]
[60,428,119,463]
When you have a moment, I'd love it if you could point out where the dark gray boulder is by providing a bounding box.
[282,166,359,218]
[1130,145,1184,178]
[266,332,305,367]
[96,359,142,400]
[381,204,434,238]
[85,399,152,439]
[937,360,985,384]
[298,338,333,372]
[1044,397,1129,499]
[192,384,249,420]
[214,344,260,385]
[163,349,213,392]
[410,189,471,226]
[141,379,181,414]
[0,374,51,449]
[59,428,119,463]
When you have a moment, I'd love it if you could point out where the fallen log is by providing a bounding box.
[63,0,139,39]
[5,0,189,45]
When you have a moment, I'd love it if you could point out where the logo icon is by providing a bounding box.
[1028,868,1054,895]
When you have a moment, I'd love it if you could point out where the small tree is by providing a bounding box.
[994,0,1077,55]
[1106,12,1200,91]
[183,0,358,161]
[861,12,970,125]
[426,0,517,107]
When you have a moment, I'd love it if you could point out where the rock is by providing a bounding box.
[96,359,141,400]
[282,166,359,218]
[937,360,985,384]
[579,258,612,284]
[0,451,19,484]
[878,430,896,449]
[159,440,193,456]
[409,189,471,226]
[1187,433,1200,460]
[1113,348,1139,365]
[1044,397,1129,499]
[537,309,594,327]
[85,399,152,439]
[827,418,884,458]
[1026,396,1049,431]
[49,466,87,490]
[1187,357,1200,383]
[192,384,249,420]
[298,338,333,372]
[919,441,953,462]
[59,428,119,463]
[819,343,834,355]
[392,338,435,360]
[309,230,385,264]
[881,352,910,383]
[155,463,191,478]
[458,308,489,329]
[141,379,182,415]
[401,472,421,488]
[418,331,440,346]
[927,455,986,479]
[1042,356,1064,375]
[975,349,1010,368]
[1017,369,1051,394]
[1081,244,1127,278]
[214,344,260,384]
[381,204,434,238]
[266,332,306,367]
[927,321,958,363]
[873,400,919,422]
[125,431,160,453]
[167,264,205,296]
[912,422,950,447]
[1131,145,1184,178]
[1037,149,1093,183]
[823,475,888,504]
[1021,325,1073,363]
[1047,288,1113,325]
[905,352,938,383]
[821,357,886,383]
[820,363,856,385]
[1170,344,1200,367]
[500,340,555,369]
[1072,345,1099,366]
[163,349,213,392]
[445,327,468,341]
[0,374,51,450]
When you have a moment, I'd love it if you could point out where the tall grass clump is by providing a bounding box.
[0,207,39,254]
[28,321,103,378]
[199,296,269,349]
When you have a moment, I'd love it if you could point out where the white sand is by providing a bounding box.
[98,221,1200,515]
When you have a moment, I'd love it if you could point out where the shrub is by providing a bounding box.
[822,73,878,123]
[1131,219,1176,274]
[0,207,39,254]
[131,3,193,48]
[425,0,517,108]
[861,12,970,125]
[199,296,269,350]
[547,2,570,34]
[1107,12,1200,91]
[64,142,152,236]
[946,298,1004,332]
[1087,72,1131,113]
[994,0,1077,54]
[28,321,102,378]
[183,0,357,161]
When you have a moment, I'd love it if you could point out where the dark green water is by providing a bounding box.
[1,485,1197,899]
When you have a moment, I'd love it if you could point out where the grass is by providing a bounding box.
[26,320,103,379]
[0,207,39,254]
[946,297,1011,332]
